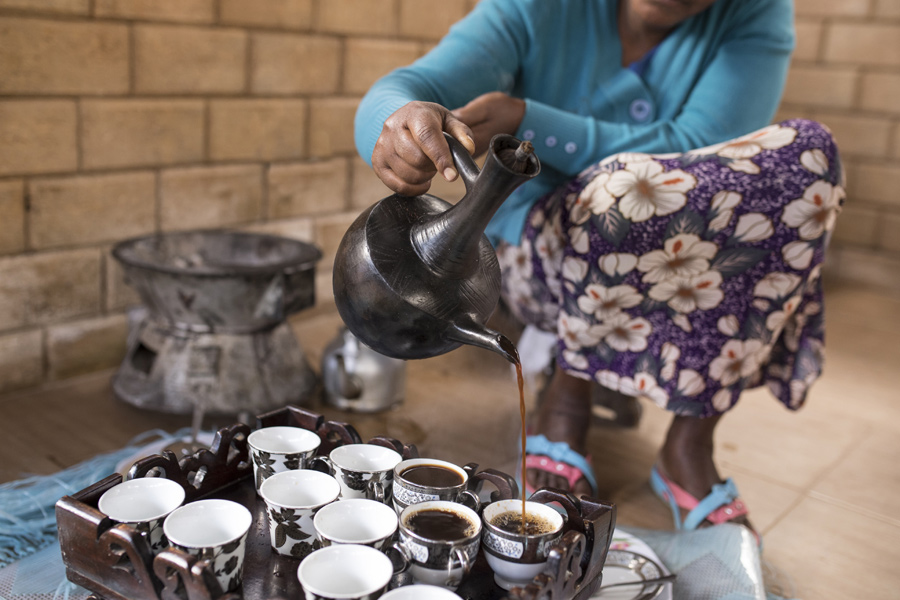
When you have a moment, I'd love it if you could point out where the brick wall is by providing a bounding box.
[0,0,897,394]
[779,0,900,294]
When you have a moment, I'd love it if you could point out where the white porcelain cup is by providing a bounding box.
[480,499,564,590]
[163,499,252,593]
[395,500,481,590]
[310,444,402,503]
[259,469,341,559]
[297,544,393,600]
[380,584,463,599]
[98,477,185,552]
[314,498,398,551]
[248,426,321,492]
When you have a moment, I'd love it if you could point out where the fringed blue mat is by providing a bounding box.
[0,428,196,599]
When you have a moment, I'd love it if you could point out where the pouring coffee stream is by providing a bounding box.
[334,132,540,531]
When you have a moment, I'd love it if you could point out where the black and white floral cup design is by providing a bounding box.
[395,501,482,590]
[480,499,564,591]
[380,585,464,599]
[313,498,398,551]
[98,477,185,553]
[310,444,401,503]
[392,458,479,515]
[259,469,341,560]
[297,544,393,600]
[163,499,252,593]
[248,426,321,493]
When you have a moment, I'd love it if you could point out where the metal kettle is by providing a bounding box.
[322,327,406,412]
[333,132,540,363]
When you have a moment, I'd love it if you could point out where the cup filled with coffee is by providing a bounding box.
[480,499,565,590]
[394,500,481,590]
[392,458,479,515]
[248,426,321,492]
[310,443,401,503]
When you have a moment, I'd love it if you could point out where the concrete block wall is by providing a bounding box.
[0,0,896,394]
[0,0,475,394]
[780,0,900,293]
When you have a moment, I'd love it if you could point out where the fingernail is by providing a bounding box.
[443,167,458,181]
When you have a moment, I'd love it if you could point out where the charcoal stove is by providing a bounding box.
[111,230,322,415]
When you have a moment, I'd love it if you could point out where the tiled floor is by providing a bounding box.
[1,281,898,599]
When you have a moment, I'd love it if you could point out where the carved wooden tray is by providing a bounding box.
[56,405,616,600]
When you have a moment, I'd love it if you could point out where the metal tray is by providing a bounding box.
[56,405,616,600]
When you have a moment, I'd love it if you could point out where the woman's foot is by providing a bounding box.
[526,365,595,497]
[657,414,755,535]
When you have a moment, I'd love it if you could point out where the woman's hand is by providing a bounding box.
[451,92,526,157]
[372,101,475,197]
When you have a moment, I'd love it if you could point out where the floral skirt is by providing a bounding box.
[496,119,844,418]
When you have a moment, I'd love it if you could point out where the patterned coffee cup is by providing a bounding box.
[98,477,185,553]
[259,469,341,559]
[392,458,479,515]
[480,499,564,590]
[248,426,321,493]
[310,444,401,503]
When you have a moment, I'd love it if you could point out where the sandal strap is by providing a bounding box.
[682,478,744,530]
[525,435,598,493]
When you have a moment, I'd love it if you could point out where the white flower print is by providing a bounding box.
[648,270,724,313]
[676,369,706,396]
[606,160,696,222]
[711,190,742,211]
[733,213,774,243]
[577,284,643,320]
[782,240,815,270]
[570,226,590,254]
[754,272,801,300]
[694,124,798,160]
[562,350,589,371]
[660,342,681,381]
[620,372,669,408]
[672,314,692,332]
[727,159,762,174]
[637,234,718,283]
[712,388,734,412]
[789,373,817,408]
[717,314,740,336]
[708,191,742,232]
[573,172,615,223]
[781,180,843,240]
[592,313,652,353]
[505,239,533,280]
[709,340,764,386]
[595,370,620,390]
[558,313,602,350]
[562,256,589,283]
[598,252,638,277]
[800,149,828,175]
[766,294,802,332]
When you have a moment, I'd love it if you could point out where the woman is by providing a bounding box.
[354,0,842,540]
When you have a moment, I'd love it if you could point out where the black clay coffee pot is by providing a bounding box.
[333,132,540,363]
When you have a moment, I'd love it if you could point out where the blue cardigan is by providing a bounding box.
[354,0,795,245]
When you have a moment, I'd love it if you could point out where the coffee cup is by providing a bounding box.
[380,584,463,599]
[248,426,321,492]
[297,544,393,600]
[395,500,481,590]
[259,469,341,559]
[163,499,252,593]
[98,477,185,552]
[310,443,401,503]
[392,458,479,515]
[313,498,398,551]
[480,499,564,590]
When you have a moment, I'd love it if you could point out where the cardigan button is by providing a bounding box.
[630,98,652,122]
[564,142,577,154]
[545,135,557,148]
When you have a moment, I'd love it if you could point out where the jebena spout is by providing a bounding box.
[447,319,520,366]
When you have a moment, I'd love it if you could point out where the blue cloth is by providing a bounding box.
[354,0,795,246]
